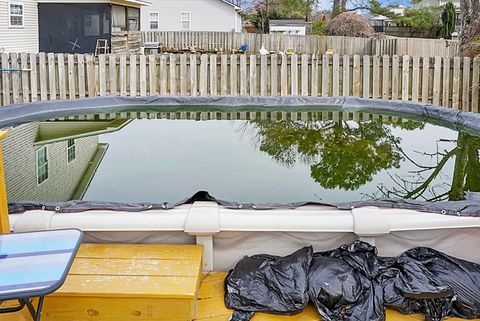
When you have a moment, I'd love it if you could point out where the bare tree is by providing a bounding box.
[459,0,480,56]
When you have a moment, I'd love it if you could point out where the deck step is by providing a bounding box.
[197,272,479,321]
[44,244,203,321]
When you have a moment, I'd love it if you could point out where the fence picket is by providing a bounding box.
[401,55,410,101]
[472,57,479,113]
[139,54,147,96]
[391,55,399,100]
[20,53,29,103]
[421,57,429,103]
[451,56,460,108]
[77,54,85,98]
[29,53,38,102]
[230,54,238,95]
[342,55,350,96]
[363,55,370,98]
[382,55,389,99]
[209,55,217,95]
[462,57,470,112]
[68,54,76,99]
[1,54,10,105]
[322,54,329,97]
[290,54,298,95]
[332,54,340,96]
[47,53,56,100]
[442,57,450,107]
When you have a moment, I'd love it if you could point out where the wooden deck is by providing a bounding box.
[197,272,479,321]
[1,245,479,321]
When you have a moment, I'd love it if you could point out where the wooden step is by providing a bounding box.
[197,272,480,321]
[44,244,203,321]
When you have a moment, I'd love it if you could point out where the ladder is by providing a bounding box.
[95,39,109,56]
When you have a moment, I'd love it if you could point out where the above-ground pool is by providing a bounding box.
[3,108,479,205]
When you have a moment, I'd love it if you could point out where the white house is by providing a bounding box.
[0,0,39,53]
[269,19,309,35]
[141,0,242,32]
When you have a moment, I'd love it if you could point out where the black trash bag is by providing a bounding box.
[224,246,313,321]
[380,256,454,321]
[308,241,385,321]
[402,247,480,319]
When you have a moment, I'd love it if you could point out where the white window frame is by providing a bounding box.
[67,139,76,163]
[180,12,191,30]
[8,2,24,28]
[149,11,159,30]
[36,146,49,185]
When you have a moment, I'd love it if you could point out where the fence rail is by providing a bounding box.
[142,32,460,57]
[1,53,478,112]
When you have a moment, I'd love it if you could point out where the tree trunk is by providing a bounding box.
[459,0,480,57]
[332,0,341,18]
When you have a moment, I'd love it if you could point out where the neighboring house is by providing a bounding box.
[412,0,461,33]
[364,6,406,33]
[0,0,39,53]
[269,19,309,35]
[3,118,130,202]
[141,0,242,32]
[38,0,149,53]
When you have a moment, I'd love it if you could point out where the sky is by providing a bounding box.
[239,0,411,11]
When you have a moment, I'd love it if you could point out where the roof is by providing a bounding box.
[37,0,151,6]
[219,0,241,11]
[269,19,308,26]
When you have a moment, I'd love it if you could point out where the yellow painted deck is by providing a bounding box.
[1,245,480,321]
[197,272,480,321]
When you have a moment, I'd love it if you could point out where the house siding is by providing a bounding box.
[0,0,39,53]
[3,123,100,202]
[141,0,242,32]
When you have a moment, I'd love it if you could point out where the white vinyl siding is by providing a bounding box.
[180,12,190,30]
[0,0,39,52]
[140,0,242,32]
[149,12,159,30]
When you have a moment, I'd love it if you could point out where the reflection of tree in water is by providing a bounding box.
[379,132,480,202]
[249,117,423,191]
[249,116,480,202]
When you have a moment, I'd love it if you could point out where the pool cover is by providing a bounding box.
[2,96,480,217]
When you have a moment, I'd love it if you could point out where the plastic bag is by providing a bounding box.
[224,246,313,321]
[380,256,453,321]
[308,241,454,321]
[402,247,480,319]
[308,241,385,321]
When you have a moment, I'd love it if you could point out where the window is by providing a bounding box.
[149,12,159,30]
[9,3,24,27]
[112,5,127,31]
[84,15,100,36]
[127,7,140,31]
[37,146,49,185]
[181,12,191,30]
[67,139,76,163]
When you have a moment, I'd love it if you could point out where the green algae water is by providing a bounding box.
[3,111,479,204]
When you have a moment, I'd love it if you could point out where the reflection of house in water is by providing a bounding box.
[3,118,130,202]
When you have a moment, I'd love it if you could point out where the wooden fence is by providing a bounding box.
[142,31,460,57]
[1,52,479,112]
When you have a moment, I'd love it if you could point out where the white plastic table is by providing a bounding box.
[0,229,83,321]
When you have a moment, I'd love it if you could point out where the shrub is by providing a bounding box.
[324,13,373,37]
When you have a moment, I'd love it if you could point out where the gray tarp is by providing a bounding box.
[1,96,480,136]
[2,96,480,217]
